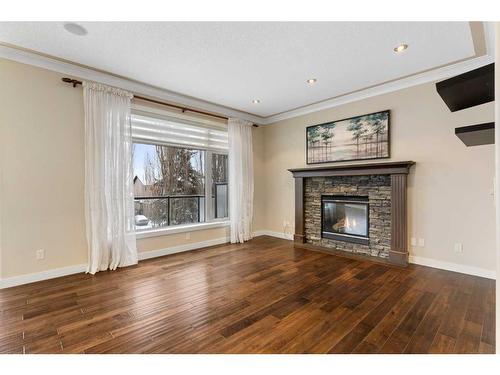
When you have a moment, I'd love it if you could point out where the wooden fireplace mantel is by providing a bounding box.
[288,161,415,266]
[288,161,415,178]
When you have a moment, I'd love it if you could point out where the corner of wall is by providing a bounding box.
[257,80,496,279]
[252,125,267,232]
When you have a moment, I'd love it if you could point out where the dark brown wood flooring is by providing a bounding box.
[0,236,495,354]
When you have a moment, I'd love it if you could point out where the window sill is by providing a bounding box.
[136,220,230,239]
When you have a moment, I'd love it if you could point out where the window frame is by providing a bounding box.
[135,220,229,239]
[131,115,229,238]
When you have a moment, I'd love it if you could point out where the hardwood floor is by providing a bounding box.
[0,236,495,354]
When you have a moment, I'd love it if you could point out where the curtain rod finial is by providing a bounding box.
[62,77,81,87]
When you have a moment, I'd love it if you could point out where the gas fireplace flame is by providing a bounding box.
[344,216,357,230]
[344,216,356,229]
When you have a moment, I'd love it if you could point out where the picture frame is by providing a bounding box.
[306,110,390,164]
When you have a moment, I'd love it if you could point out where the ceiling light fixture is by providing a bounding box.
[63,23,88,36]
[307,78,317,85]
[393,43,408,53]
[252,99,260,104]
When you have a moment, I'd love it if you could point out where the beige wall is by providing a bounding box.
[252,125,266,232]
[0,58,264,279]
[0,56,496,279]
[263,82,496,271]
[137,227,229,253]
[1,58,88,278]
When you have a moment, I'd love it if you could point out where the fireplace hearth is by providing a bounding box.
[322,195,369,245]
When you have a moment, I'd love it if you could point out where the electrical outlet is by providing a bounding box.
[454,243,463,253]
[185,232,191,240]
[418,238,425,247]
[410,237,417,246]
[36,249,45,260]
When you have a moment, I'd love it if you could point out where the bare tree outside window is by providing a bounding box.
[212,153,228,218]
[133,143,228,230]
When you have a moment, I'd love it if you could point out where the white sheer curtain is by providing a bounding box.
[228,118,254,243]
[83,81,138,274]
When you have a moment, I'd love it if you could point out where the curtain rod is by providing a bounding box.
[61,78,258,127]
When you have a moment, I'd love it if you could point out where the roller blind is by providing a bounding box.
[131,112,228,151]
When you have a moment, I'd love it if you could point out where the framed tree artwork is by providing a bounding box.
[306,110,390,164]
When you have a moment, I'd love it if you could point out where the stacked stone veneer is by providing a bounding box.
[304,175,392,259]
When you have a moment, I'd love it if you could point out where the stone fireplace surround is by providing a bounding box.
[289,161,415,266]
[308,175,391,258]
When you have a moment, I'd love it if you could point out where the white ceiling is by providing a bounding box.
[0,22,477,118]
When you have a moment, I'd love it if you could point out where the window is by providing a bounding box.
[131,112,228,232]
[212,153,228,219]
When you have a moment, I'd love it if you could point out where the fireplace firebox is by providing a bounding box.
[321,195,369,245]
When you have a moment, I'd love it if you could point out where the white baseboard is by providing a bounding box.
[254,230,496,280]
[253,230,294,241]
[409,255,496,280]
[0,232,288,289]
[2,233,495,289]
[0,236,231,289]
[0,263,88,289]
[138,236,230,261]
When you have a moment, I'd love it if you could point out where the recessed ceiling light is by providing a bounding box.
[252,99,260,104]
[307,78,317,85]
[393,43,408,53]
[63,23,88,36]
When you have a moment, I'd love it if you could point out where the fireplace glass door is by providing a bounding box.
[322,195,369,244]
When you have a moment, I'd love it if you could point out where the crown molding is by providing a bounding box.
[0,43,264,124]
[262,54,494,124]
[261,22,496,124]
[1,22,495,126]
